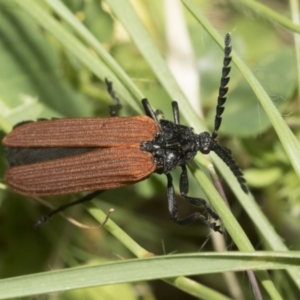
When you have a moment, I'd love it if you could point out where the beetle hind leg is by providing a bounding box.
[34,191,103,227]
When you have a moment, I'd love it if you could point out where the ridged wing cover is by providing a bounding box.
[3,115,158,147]
[3,115,159,196]
[4,147,156,196]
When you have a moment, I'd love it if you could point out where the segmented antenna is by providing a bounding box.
[210,34,249,194]
[213,143,249,194]
[212,33,232,140]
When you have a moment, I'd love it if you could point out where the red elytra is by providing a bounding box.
[3,115,159,196]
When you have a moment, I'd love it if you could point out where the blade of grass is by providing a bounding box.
[86,202,233,300]
[0,251,299,299]
[13,0,140,113]
[235,0,300,34]
[41,0,143,113]
[289,0,300,110]
[105,0,204,130]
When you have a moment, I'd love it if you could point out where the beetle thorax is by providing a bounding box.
[141,120,199,173]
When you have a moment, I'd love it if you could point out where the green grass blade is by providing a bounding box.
[236,0,300,33]
[0,251,299,299]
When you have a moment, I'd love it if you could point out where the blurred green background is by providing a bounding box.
[0,0,300,299]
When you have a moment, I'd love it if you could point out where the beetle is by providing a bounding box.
[2,33,247,232]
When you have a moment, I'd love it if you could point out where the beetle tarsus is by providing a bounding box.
[34,215,50,228]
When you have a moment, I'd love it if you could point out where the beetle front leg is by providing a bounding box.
[171,101,180,124]
[141,98,160,125]
[166,173,222,232]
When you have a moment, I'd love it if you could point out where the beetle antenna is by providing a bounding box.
[212,143,249,194]
[212,33,232,140]
[210,34,249,194]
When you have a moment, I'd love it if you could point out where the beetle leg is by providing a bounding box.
[171,101,180,124]
[35,190,104,227]
[141,98,160,124]
[105,78,122,117]
[166,173,222,233]
[180,165,220,219]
